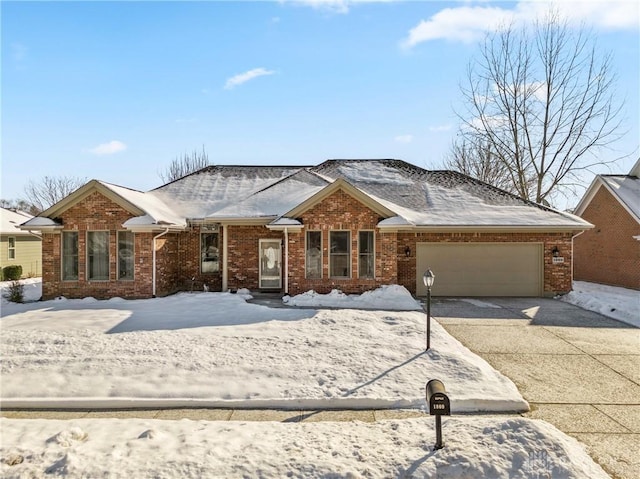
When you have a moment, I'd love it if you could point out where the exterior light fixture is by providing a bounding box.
[552,246,560,257]
[423,269,435,351]
[405,246,411,257]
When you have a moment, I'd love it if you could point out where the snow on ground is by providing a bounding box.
[282,284,420,310]
[0,416,609,479]
[561,281,640,328]
[0,278,42,304]
[1,286,526,412]
[0,281,615,478]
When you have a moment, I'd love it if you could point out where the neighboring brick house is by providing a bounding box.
[573,159,640,290]
[21,159,592,300]
[1,207,42,278]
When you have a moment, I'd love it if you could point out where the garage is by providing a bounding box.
[416,242,543,297]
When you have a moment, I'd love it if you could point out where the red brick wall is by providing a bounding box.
[227,225,283,291]
[41,187,580,300]
[167,227,223,293]
[397,232,574,296]
[574,186,640,290]
[42,191,154,300]
[287,190,398,295]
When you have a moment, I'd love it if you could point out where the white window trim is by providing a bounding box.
[87,230,110,282]
[329,230,351,279]
[117,230,135,281]
[305,230,323,279]
[357,230,375,279]
[7,236,16,260]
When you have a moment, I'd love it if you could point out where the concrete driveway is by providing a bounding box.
[431,297,639,479]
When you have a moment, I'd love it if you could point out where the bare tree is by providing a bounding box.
[445,136,523,194]
[453,10,625,206]
[158,146,210,183]
[24,176,87,213]
[0,198,40,216]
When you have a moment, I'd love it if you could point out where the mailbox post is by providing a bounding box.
[426,379,450,450]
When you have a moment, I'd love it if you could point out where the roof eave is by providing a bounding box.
[377,224,594,233]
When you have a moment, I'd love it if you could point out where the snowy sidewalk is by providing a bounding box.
[1,408,424,422]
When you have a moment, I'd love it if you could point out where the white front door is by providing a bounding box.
[259,239,282,289]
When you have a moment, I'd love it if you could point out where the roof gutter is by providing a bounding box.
[376,224,594,234]
[152,228,170,297]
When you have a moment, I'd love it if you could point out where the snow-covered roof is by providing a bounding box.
[600,176,640,222]
[574,173,640,224]
[151,166,305,219]
[1,208,38,235]
[208,169,327,219]
[98,181,186,229]
[25,159,593,231]
[308,160,590,229]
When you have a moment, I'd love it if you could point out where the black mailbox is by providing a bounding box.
[426,379,450,416]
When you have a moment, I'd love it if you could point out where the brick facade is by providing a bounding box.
[574,186,640,290]
[286,190,397,295]
[40,188,577,299]
[396,232,573,296]
[42,192,154,300]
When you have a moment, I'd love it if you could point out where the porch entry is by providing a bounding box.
[259,239,282,289]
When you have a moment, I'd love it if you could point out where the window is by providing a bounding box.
[118,231,134,280]
[306,231,322,279]
[201,232,219,273]
[87,231,109,281]
[329,231,350,278]
[8,237,15,260]
[62,231,78,281]
[358,231,374,278]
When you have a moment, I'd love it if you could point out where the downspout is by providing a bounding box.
[222,224,228,292]
[152,228,170,297]
[284,227,289,295]
[27,231,43,277]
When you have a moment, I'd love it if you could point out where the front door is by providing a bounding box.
[259,239,282,289]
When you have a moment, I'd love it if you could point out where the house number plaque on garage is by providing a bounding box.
[552,257,565,264]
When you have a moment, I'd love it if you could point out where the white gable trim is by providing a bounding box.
[575,176,640,224]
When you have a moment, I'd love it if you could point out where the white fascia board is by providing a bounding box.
[377,224,594,233]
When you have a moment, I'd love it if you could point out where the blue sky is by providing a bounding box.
[2,0,638,209]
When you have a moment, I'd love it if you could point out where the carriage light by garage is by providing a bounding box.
[426,379,450,450]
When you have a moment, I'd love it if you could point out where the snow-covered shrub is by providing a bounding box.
[4,281,24,303]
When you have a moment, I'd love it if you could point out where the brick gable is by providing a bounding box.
[574,186,640,290]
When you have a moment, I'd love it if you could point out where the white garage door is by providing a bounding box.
[416,243,543,297]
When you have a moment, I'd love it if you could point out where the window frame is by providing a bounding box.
[7,236,16,260]
[305,230,323,279]
[200,231,220,274]
[61,231,79,281]
[329,230,351,279]
[358,230,375,279]
[117,230,135,281]
[87,230,110,281]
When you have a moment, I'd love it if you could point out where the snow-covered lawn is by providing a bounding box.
[0,416,609,479]
[561,281,640,328]
[1,285,526,412]
[0,281,615,478]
